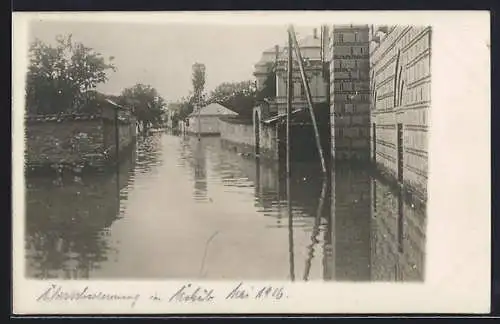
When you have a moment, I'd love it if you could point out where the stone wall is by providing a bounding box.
[187,115,222,135]
[219,116,278,161]
[25,104,136,173]
[370,26,431,201]
[329,25,372,162]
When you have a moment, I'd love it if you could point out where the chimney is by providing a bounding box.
[313,28,318,39]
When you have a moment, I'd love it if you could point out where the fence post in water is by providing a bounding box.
[114,106,120,165]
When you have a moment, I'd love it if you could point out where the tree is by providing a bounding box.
[116,84,166,132]
[255,62,277,102]
[191,63,206,106]
[25,34,116,115]
[207,80,257,117]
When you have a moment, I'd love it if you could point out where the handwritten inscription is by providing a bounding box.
[36,284,140,308]
[35,282,288,308]
[168,284,216,303]
[226,282,287,300]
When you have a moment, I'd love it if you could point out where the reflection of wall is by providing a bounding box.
[25,149,136,279]
[370,178,426,281]
[331,166,372,281]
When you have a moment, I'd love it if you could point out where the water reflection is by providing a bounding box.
[192,140,208,202]
[331,166,372,281]
[25,133,426,281]
[25,146,137,279]
[370,178,426,281]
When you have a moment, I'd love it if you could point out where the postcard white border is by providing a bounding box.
[12,11,491,314]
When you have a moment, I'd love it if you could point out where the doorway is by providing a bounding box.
[254,110,260,156]
[397,123,404,183]
[372,123,376,162]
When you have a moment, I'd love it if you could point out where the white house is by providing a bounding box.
[187,103,238,136]
[253,28,329,116]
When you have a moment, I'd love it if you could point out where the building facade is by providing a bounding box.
[187,103,238,136]
[329,25,372,162]
[370,26,431,200]
[254,29,328,117]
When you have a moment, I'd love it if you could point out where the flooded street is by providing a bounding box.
[25,132,426,281]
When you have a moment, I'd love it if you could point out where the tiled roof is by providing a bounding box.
[189,103,238,117]
[257,34,322,65]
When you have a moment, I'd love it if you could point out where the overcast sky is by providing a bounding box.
[27,20,315,103]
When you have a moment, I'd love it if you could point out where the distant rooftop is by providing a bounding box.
[188,103,238,117]
[256,31,322,66]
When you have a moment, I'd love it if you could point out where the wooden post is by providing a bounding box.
[114,106,120,206]
[287,28,295,282]
[114,107,120,165]
[288,25,327,176]
[287,30,293,180]
[197,95,202,140]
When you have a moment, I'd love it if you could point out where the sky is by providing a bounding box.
[27,20,315,103]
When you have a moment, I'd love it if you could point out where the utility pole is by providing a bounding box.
[288,25,327,176]
[287,31,293,180]
[286,26,295,282]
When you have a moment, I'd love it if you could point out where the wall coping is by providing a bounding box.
[25,113,101,123]
[219,116,253,125]
[25,113,136,124]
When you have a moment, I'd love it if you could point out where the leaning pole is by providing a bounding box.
[288,25,327,176]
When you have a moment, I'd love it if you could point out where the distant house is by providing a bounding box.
[253,28,328,116]
[187,103,238,136]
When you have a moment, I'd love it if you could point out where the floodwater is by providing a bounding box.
[25,132,426,281]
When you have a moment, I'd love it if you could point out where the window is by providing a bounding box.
[300,83,306,99]
[399,81,405,106]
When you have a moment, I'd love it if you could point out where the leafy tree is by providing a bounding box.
[191,63,206,106]
[25,34,116,115]
[255,62,277,103]
[207,80,257,117]
[116,84,166,132]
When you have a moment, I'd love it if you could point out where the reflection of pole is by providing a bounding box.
[288,193,295,282]
[288,25,327,176]
[303,179,327,281]
[287,29,295,282]
[396,191,404,281]
[323,170,335,281]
